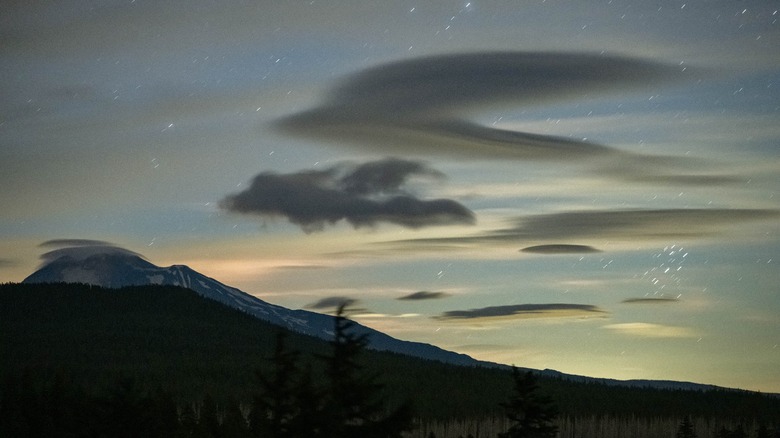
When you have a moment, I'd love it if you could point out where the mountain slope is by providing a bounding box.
[22,247,483,367]
[3,282,779,423]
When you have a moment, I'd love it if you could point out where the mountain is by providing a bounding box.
[22,246,484,367]
[21,245,771,395]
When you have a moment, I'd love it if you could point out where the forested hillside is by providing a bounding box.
[2,283,778,437]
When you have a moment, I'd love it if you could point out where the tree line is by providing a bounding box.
[1,305,560,437]
[3,284,779,437]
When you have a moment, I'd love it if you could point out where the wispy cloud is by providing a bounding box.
[602,322,698,338]
[437,303,608,321]
[384,208,780,250]
[397,291,451,301]
[219,158,475,232]
[500,209,780,241]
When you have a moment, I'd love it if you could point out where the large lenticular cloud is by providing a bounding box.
[274,51,684,162]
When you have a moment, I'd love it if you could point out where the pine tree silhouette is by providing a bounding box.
[498,367,558,438]
[319,304,413,438]
[675,416,696,438]
[250,331,305,438]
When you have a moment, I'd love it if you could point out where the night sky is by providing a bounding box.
[1,0,778,392]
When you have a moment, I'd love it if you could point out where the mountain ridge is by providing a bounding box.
[20,245,771,395]
[22,247,485,368]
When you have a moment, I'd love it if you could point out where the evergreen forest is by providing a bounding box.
[2,283,778,437]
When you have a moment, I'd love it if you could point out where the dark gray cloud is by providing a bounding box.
[219,158,475,232]
[520,244,601,254]
[305,296,359,310]
[437,303,608,321]
[384,208,780,249]
[0,258,16,268]
[275,52,685,162]
[397,291,451,301]
[622,298,680,304]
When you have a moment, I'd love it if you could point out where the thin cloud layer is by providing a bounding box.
[602,322,698,338]
[275,51,685,163]
[387,208,780,249]
[219,158,475,232]
[505,209,780,241]
[397,291,451,301]
[622,298,680,304]
[437,303,608,321]
[520,244,601,254]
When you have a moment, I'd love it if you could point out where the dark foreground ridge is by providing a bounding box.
[2,283,779,437]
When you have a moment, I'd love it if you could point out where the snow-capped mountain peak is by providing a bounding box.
[22,245,482,367]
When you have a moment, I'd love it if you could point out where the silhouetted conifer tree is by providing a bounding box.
[319,304,413,438]
[498,367,558,438]
[716,424,748,438]
[288,363,328,437]
[199,394,230,438]
[676,415,697,438]
[219,399,251,437]
[250,331,320,438]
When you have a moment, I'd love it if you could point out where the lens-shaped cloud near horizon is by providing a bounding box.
[521,244,601,254]
[219,158,475,232]
[397,291,451,301]
[437,303,608,321]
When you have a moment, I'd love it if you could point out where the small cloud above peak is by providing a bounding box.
[36,239,146,265]
[39,239,116,248]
